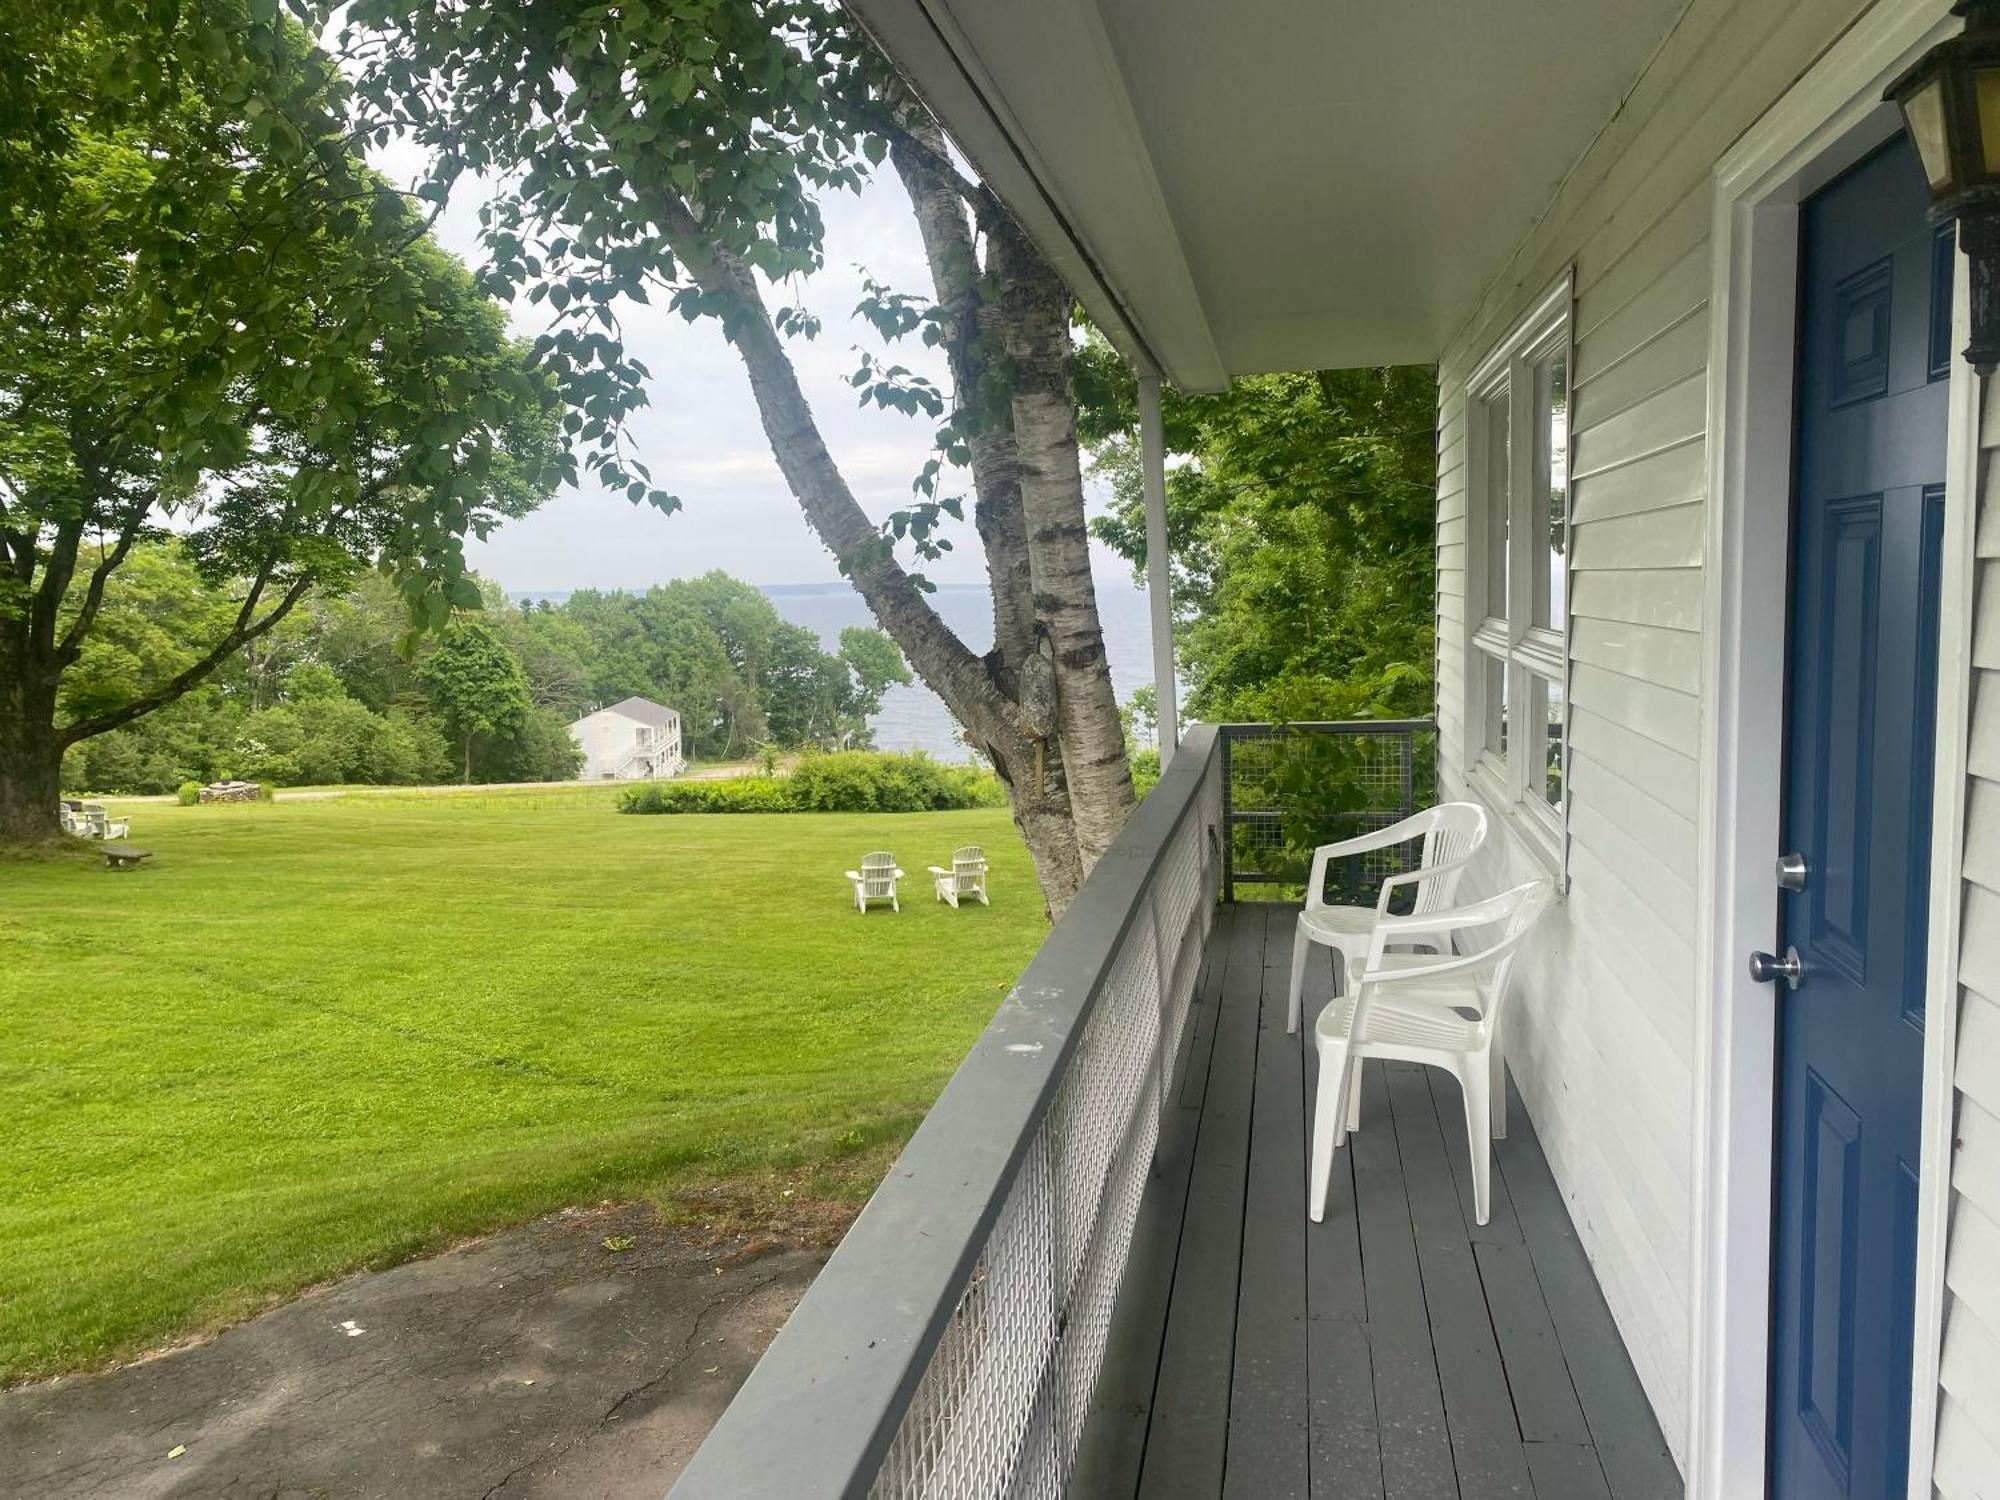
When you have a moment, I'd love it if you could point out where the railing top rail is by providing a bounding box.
[667,723,1222,1500]
[1217,718,1435,737]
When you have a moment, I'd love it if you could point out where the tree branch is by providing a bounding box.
[874,80,1000,225]
[56,573,314,748]
[655,192,1028,747]
[29,515,84,661]
[53,495,155,667]
[886,109,1036,686]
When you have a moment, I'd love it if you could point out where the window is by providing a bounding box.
[1466,277,1572,866]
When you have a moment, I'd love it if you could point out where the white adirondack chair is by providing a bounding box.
[1285,801,1489,1034]
[846,852,904,913]
[1309,879,1554,1226]
[74,802,128,840]
[57,805,83,836]
[928,846,989,908]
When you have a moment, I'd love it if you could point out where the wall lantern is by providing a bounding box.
[1887,0,2000,373]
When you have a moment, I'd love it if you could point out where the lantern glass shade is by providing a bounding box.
[1905,76,1955,192]
[1978,66,2000,174]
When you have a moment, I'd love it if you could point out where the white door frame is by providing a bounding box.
[1690,1,1978,1495]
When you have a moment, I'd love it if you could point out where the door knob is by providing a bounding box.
[1776,853,1808,893]
[1749,946,1804,990]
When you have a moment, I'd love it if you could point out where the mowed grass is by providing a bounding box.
[0,787,1045,1383]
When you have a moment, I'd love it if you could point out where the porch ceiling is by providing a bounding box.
[847,0,1688,389]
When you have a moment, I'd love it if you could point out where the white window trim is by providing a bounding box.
[1463,273,1575,879]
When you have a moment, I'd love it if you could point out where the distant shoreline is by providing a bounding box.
[508,581,995,605]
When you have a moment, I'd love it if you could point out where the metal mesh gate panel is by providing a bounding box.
[1219,720,1436,902]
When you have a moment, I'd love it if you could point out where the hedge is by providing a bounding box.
[616,751,1007,816]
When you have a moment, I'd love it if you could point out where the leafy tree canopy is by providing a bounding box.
[0,0,566,838]
[1080,345,1438,723]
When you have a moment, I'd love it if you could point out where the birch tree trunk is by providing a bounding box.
[659,201,1092,912]
[989,218,1137,864]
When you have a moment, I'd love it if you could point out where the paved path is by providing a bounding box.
[0,1207,823,1500]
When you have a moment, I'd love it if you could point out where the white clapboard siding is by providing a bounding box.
[1936,1389,2000,1500]
[1430,0,1885,1467]
[1956,1094,2000,1226]
[1945,379,2000,1492]
[1566,704,1700,817]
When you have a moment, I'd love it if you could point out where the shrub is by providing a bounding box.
[618,777,796,814]
[616,752,1006,815]
[787,751,1003,813]
[175,781,201,806]
[1129,747,1162,800]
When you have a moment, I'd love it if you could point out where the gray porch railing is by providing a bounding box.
[669,723,1224,1500]
[667,718,1434,1499]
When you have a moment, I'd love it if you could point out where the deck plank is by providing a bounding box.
[1097,906,1680,1500]
[1523,1442,1615,1500]
[1223,907,1311,1498]
[1301,935,1382,1500]
[1136,902,1267,1499]
[1494,1086,1679,1500]
[1425,1066,1525,1245]
[1386,1065,1534,1500]
[1476,1240,1592,1447]
[1074,908,1237,1499]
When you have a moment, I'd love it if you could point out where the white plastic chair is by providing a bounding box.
[928,846,989,908]
[845,852,904,913]
[1286,802,1488,1034]
[1309,879,1553,1226]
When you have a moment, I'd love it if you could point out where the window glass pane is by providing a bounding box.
[1540,673,1565,810]
[1533,351,1568,629]
[1483,653,1509,761]
[1483,394,1509,618]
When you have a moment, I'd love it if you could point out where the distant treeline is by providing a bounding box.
[61,544,910,795]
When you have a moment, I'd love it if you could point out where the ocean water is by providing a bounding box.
[513,571,1159,761]
[764,573,1157,761]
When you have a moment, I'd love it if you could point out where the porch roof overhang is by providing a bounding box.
[846,0,1688,389]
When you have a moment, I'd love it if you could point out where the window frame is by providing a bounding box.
[1463,273,1574,875]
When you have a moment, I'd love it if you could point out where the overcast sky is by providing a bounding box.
[375,143,1125,595]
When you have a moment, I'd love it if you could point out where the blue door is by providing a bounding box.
[1769,136,1948,1499]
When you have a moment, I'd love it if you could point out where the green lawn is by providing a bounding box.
[0,788,1044,1383]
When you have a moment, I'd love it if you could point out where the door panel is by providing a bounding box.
[1769,136,1945,1500]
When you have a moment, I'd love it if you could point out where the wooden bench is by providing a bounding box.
[103,847,152,872]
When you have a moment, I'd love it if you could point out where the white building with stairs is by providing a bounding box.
[568,697,685,781]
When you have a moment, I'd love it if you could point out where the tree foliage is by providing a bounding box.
[0,0,562,838]
[60,548,913,792]
[336,0,1137,913]
[414,619,533,781]
[1082,345,1438,723]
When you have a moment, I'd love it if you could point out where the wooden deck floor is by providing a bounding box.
[1074,904,1683,1500]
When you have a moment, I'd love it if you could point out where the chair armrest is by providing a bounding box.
[1362,881,1551,974]
[1373,883,1522,939]
[844,870,862,881]
[1373,850,1478,916]
[1355,948,1491,987]
[1310,808,1437,864]
[927,866,948,876]
[1304,809,1436,908]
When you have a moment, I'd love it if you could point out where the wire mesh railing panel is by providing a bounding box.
[866,749,1219,1500]
[1219,721,1437,902]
